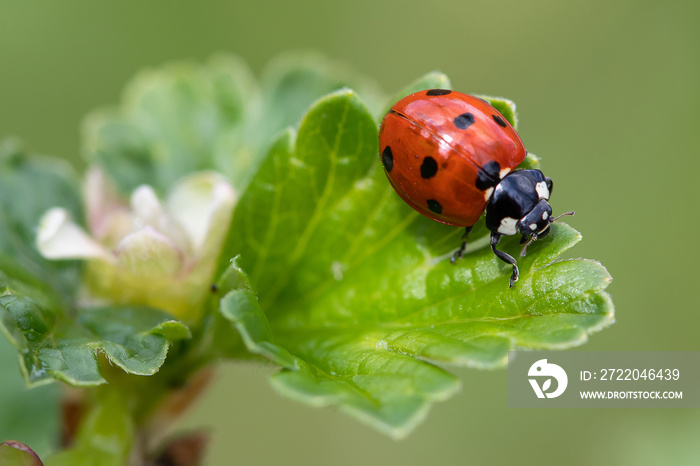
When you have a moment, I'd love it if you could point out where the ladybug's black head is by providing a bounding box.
[517,203,575,256]
[485,169,552,236]
[516,199,553,239]
[486,168,573,233]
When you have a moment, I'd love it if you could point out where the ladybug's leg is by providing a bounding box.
[490,232,519,287]
[450,226,473,264]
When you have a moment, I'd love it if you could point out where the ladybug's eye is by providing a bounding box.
[545,177,553,195]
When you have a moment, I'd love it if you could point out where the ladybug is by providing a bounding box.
[379,89,573,287]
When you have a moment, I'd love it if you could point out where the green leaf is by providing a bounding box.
[0,139,82,300]
[259,52,384,140]
[220,80,614,437]
[518,152,541,171]
[0,256,190,387]
[83,52,383,197]
[77,306,192,376]
[45,389,133,466]
[219,89,380,308]
[82,54,258,194]
[218,260,459,439]
[477,94,519,129]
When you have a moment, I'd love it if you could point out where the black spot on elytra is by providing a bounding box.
[420,156,438,179]
[426,89,451,96]
[427,199,443,215]
[492,114,508,128]
[382,146,393,172]
[476,161,501,190]
[453,112,475,130]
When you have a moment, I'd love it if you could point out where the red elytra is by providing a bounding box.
[378,89,527,227]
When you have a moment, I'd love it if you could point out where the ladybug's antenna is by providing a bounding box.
[520,211,575,257]
[551,211,575,222]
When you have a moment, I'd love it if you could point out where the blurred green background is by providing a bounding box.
[1,0,699,464]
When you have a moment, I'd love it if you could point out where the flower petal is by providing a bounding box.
[36,208,111,260]
[84,166,129,240]
[130,185,168,229]
[114,226,183,278]
[166,172,236,253]
[131,185,190,253]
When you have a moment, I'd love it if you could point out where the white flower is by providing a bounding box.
[37,167,236,322]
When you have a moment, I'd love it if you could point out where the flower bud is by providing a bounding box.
[37,168,236,322]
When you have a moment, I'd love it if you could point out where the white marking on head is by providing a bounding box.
[535,181,549,200]
[529,223,537,231]
[498,217,518,235]
[483,187,494,201]
[499,167,511,179]
[542,211,549,220]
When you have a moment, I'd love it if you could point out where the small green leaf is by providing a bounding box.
[35,343,102,387]
[476,94,518,129]
[78,306,191,376]
[220,80,614,437]
[518,152,541,170]
[0,256,190,386]
[0,140,82,300]
[82,54,258,194]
